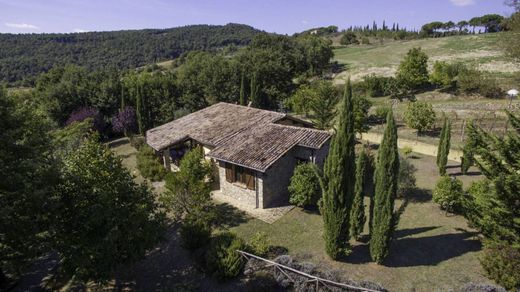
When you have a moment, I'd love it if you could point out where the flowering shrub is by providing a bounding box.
[112,106,137,134]
[66,106,105,134]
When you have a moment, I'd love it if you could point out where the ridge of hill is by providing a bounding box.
[0,23,263,85]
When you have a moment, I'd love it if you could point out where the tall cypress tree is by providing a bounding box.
[250,73,261,108]
[436,116,447,167]
[136,83,144,135]
[438,120,451,175]
[321,79,356,259]
[370,110,399,264]
[350,149,368,240]
[239,74,246,106]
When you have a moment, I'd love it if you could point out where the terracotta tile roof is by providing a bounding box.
[146,102,331,172]
[208,124,330,172]
[146,102,283,150]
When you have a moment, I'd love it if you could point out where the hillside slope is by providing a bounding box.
[333,33,520,85]
[0,23,262,84]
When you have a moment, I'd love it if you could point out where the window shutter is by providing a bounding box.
[246,170,255,190]
[225,163,233,183]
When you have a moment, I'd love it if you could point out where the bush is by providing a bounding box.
[458,69,504,99]
[66,106,106,135]
[480,242,520,291]
[404,101,436,134]
[340,32,359,45]
[361,37,370,45]
[248,232,271,257]
[433,176,466,213]
[205,232,246,279]
[136,145,168,181]
[398,157,417,198]
[111,106,137,135]
[180,216,212,251]
[288,163,321,208]
[372,106,392,122]
[430,61,464,89]
[361,74,398,97]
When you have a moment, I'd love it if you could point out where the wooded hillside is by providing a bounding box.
[0,23,262,85]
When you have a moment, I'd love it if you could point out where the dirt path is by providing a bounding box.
[362,132,463,162]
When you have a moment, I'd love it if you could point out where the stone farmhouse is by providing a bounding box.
[146,102,331,209]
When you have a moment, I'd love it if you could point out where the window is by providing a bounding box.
[224,163,255,190]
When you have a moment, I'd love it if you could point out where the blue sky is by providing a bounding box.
[0,0,514,34]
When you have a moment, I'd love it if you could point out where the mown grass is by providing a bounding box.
[333,33,519,83]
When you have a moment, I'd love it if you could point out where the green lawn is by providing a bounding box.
[333,33,520,84]
[231,153,493,291]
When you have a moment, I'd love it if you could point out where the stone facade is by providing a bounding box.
[217,161,262,208]
[216,141,330,209]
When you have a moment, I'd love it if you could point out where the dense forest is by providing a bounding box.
[0,23,262,85]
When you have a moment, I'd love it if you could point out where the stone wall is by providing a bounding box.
[216,141,330,209]
[217,161,262,207]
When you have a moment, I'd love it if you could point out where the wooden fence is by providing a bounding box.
[237,250,383,292]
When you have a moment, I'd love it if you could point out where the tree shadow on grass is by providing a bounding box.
[406,188,432,203]
[344,227,480,267]
[451,171,482,177]
[211,203,249,229]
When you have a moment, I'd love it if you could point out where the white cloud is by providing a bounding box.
[5,22,39,30]
[450,0,475,7]
[73,28,87,33]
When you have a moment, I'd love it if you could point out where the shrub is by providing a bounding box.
[66,106,105,134]
[205,232,246,279]
[458,69,504,98]
[430,61,465,89]
[372,106,391,122]
[136,145,168,181]
[361,37,370,45]
[361,74,397,97]
[404,101,436,134]
[433,176,465,213]
[180,216,212,251]
[111,106,137,135]
[398,157,417,198]
[248,232,271,257]
[340,32,359,45]
[288,163,321,208]
[480,242,520,291]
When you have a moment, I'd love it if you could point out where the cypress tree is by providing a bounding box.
[250,73,261,108]
[321,78,356,259]
[239,74,246,106]
[370,110,399,264]
[438,120,451,175]
[350,149,368,240]
[436,116,447,167]
[136,83,144,135]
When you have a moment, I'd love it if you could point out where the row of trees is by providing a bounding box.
[421,14,506,37]
[319,80,400,263]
